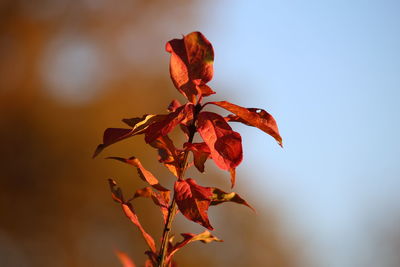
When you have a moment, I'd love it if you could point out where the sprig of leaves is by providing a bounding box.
[94,31,282,267]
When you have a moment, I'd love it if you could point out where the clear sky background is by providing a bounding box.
[203,1,400,267]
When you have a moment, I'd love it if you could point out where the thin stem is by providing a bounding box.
[158,200,178,267]
[158,112,199,267]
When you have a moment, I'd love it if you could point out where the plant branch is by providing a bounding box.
[158,108,200,267]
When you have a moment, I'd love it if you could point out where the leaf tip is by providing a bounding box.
[92,144,105,158]
[115,250,136,267]
[230,168,236,188]
[277,137,283,148]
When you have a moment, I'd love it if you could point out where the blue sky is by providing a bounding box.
[203,1,400,266]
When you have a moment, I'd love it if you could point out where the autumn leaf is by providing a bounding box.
[149,135,184,177]
[210,188,255,212]
[93,114,165,158]
[107,156,169,192]
[122,203,157,253]
[184,142,211,173]
[166,230,222,263]
[197,111,243,187]
[116,251,136,267]
[133,186,170,206]
[174,178,213,230]
[108,179,157,253]
[122,114,166,129]
[145,103,194,144]
[166,32,215,103]
[206,101,282,146]
[133,187,170,224]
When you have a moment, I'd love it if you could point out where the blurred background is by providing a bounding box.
[0,0,399,266]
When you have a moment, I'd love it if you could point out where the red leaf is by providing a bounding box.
[122,203,157,253]
[197,111,243,187]
[207,101,283,146]
[133,187,170,224]
[108,180,156,253]
[210,188,255,212]
[93,114,165,158]
[145,103,194,144]
[115,251,136,267]
[174,179,213,230]
[166,32,215,102]
[107,156,169,192]
[166,230,222,263]
[149,135,184,177]
[133,187,170,207]
[184,142,211,173]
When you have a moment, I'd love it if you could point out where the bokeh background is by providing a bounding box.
[1,0,399,266]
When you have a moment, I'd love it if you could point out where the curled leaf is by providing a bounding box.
[93,114,165,158]
[145,103,194,144]
[207,101,282,146]
[166,32,215,102]
[166,230,222,263]
[174,178,213,230]
[210,188,255,212]
[184,142,211,173]
[107,156,169,192]
[197,111,243,187]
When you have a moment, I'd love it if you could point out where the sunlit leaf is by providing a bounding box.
[174,178,213,230]
[115,250,136,267]
[166,230,222,263]
[210,188,255,212]
[145,103,194,144]
[122,114,166,129]
[207,101,282,146]
[197,111,243,187]
[107,156,169,192]
[166,32,215,102]
[93,114,165,158]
